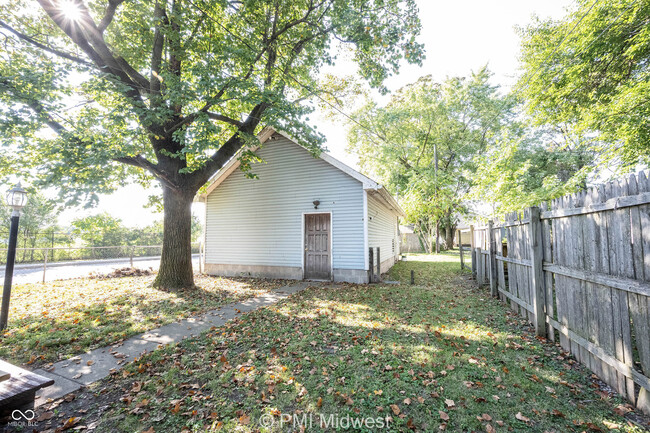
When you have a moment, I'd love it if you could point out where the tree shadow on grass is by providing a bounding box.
[96,283,639,433]
[0,276,290,368]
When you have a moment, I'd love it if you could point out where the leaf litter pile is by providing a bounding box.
[0,273,285,368]
[24,254,650,432]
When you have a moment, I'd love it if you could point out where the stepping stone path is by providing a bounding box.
[32,282,313,407]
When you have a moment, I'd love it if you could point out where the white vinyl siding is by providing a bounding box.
[367,194,400,266]
[205,135,365,270]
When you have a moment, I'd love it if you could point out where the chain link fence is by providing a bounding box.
[0,243,204,283]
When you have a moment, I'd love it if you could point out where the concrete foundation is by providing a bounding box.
[333,268,369,284]
[378,255,397,275]
[204,263,303,280]
[205,263,374,284]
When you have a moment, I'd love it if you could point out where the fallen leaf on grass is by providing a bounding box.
[61,417,80,430]
[444,399,455,408]
[239,414,250,425]
[439,411,449,421]
[390,404,400,415]
[406,418,416,430]
[602,420,621,429]
[37,411,54,421]
[515,412,530,422]
[613,405,630,416]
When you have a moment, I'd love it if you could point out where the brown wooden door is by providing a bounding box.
[304,213,331,280]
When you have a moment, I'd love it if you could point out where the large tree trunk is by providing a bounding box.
[445,224,456,249]
[153,186,195,289]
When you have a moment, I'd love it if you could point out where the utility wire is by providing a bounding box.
[283,71,389,144]
[185,0,391,145]
[461,0,622,161]
[513,0,601,94]
[532,0,640,103]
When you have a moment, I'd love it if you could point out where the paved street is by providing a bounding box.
[0,254,200,284]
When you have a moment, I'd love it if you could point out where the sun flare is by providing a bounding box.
[57,0,82,22]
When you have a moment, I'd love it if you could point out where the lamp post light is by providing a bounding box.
[0,183,28,330]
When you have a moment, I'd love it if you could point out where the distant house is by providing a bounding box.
[400,224,424,253]
[197,127,404,283]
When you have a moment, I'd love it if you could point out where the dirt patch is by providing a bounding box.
[89,267,155,279]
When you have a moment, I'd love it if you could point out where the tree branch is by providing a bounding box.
[113,155,181,192]
[98,0,126,33]
[205,112,243,128]
[37,0,151,95]
[150,0,166,95]
[0,76,71,136]
[0,19,91,66]
[190,102,268,189]
[0,77,176,191]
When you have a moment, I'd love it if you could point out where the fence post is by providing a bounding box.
[130,246,135,268]
[42,248,48,283]
[376,247,381,283]
[470,225,476,279]
[458,229,464,270]
[488,220,498,297]
[477,247,483,286]
[368,247,374,283]
[528,206,546,337]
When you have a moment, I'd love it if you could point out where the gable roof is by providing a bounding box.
[198,127,405,217]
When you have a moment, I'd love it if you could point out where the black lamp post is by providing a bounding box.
[0,183,28,330]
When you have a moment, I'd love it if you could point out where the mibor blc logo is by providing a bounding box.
[12,409,36,421]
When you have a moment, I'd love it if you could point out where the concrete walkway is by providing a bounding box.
[32,281,311,407]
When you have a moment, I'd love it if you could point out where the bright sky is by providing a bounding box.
[56,0,573,228]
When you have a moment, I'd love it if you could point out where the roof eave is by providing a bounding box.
[365,186,406,218]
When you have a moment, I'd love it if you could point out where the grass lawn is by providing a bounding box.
[0,274,285,368]
[33,252,649,433]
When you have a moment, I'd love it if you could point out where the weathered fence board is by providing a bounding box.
[466,170,650,414]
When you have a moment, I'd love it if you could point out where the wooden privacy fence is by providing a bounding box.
[466,171,650,414]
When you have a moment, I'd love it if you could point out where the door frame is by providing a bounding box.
[301,211,333,280]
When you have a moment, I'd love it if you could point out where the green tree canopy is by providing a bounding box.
[71,212,126,246]
[517,0,650,168]
[0,0,423,288]
[347,68,515,250]
[469,127,596,216]
[1,189,61,262]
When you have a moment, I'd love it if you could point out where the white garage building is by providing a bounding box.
[198,127,404,283]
